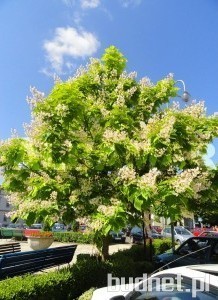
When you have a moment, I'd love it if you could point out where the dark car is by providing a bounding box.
[130,226,163,243]
[109,230,126,243]
[52,223,66,232]
[154,236,218,269]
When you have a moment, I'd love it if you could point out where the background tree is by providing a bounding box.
[0,46,218,259]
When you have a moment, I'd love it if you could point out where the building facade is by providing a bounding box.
[0,189,11,226]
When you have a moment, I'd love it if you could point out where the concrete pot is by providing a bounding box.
[27,236,54,250]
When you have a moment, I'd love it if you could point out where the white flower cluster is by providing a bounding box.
[147,114,161,125]
[5,192,20,205]
[80,178,92,196]
[120,71,137,80]
[110,197,120,206]
[53,74,62,84]
[75,204,85,212]
[103,129,127,143]
[125,86,138,98]
[56,104,69,117]
[100,107,110,117]
[171,167,200,195]
[68,65,87,82]
[26,86,45,108]
[23,115,47,142]
[89,219,104,231]
[69,190,80,203]
[13,199,54,218]
[139,168,161,188]
[97,205,116,217]
[158,116,176,142]
[131,140,151,153]
[197,132,211,141]
[166,73,174,80]
[191,171,211,197]
[49,191,58,201]
[183,101,206,118]
[139,77,153,87]
[113,95,125,107]
[76,216,90,225]
[118,165,136,182]
[90,197,102,206]
[172,151,186,162]
[63,139,72,150]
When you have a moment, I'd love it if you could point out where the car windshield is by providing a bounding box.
[175,228,191,235]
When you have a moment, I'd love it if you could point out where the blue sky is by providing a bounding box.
[0,0,218,165]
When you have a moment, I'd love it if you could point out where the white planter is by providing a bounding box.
[27,236,54,250]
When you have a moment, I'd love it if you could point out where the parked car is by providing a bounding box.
[110,230,126,243]
[28,223,43,229]
[161,226,193,244]
[151,225,162,234]
[6,223,23,229]
[199,231,218,237]
[154,236,218,269]
[130,226,163,243]
[52,223,66,232]
[191,227,213,237]
[91,264,218,300]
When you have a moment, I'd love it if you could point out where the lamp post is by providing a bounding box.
[170,79,191,252]
[175,80,191,103]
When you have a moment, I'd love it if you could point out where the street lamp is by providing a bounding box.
[176,80,191,103]
[170,79,191,252]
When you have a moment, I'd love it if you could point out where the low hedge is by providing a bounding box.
[53,231,94,244]
[0,260,111,300]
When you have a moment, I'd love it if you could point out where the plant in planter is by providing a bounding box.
[26,231,54,250]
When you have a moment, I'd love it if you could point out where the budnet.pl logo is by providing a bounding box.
[108,273,211,298]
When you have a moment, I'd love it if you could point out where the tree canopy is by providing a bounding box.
[0,46,218,252]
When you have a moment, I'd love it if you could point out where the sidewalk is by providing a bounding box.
[0,239,132,264]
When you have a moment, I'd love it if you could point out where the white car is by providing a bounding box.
[91,264,218,300]
[162,226,193,244]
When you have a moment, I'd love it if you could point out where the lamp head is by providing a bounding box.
[181,91,191,102]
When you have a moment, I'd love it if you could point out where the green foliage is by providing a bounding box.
[78,288,96,300]
[152,239,172,255]
[53,231,94,244]
[102,45,127,76]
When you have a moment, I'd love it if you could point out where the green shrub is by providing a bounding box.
[0,260,111,300]
[78,288,96,300]
[53,231,94,244]
[69,259,112,299]
[0,268,73,300]
[77,253,101,262]
[111,245,146,262]
[152,239,172,255]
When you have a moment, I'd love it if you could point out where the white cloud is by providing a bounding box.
[80,0,100,9]
[120,0,142,8]
[43,27,100,74]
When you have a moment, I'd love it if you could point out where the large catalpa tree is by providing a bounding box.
[0,46,218,258]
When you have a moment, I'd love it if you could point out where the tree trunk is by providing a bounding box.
[101,235,110,261]
[143,211,153,262]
